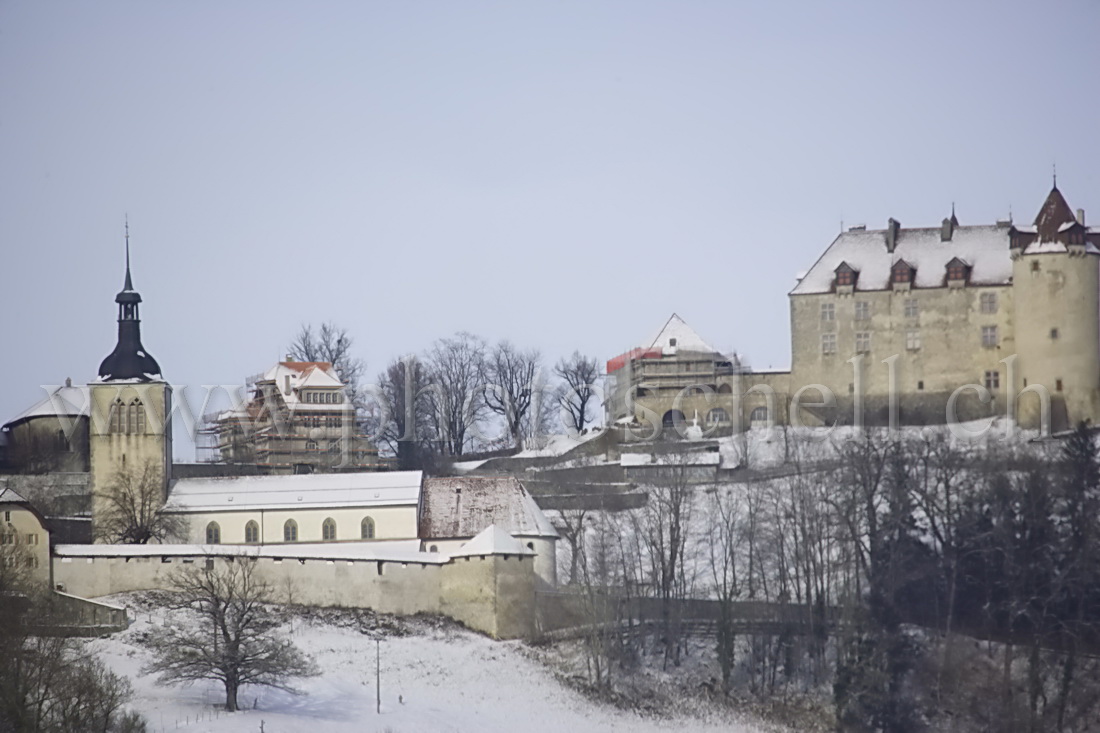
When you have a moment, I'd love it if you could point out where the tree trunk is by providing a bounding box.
[225,680,239,712]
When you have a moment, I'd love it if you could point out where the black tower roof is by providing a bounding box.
[97,226,163,382]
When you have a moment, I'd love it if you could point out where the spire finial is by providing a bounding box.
[124,215,133,291]
[1053,163,1058,190]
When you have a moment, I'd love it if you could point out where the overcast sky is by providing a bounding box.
[2,0,1099,458]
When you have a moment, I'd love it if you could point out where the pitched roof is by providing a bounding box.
[419,476,558,540]
[5,385,90,427]
[163,470,423,513]
[646,313,717,355]
[450,524,534,557]
[792,224,1013,295]
[0,487,30,505]
[1034,186,1078,240]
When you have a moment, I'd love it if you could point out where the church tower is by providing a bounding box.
[1010,185,1100,431]
[89,227,173,541]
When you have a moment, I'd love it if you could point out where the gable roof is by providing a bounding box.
[646,313,717,355]
[5,385,90,428]
[163,470,423,513]
[450,524,534,557]
[792,224,1013,295]
[419,476,558,540]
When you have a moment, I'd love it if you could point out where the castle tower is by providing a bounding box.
[1010,185,1100,430]
[89,227,173,541]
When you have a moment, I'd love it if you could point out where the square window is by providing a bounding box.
[1057,379,1064,392]
[855,301,871,320]
[980,292,998,314]
[984,370,1000,389]
[917,380,924,391]
[981,326,998,348]
[855,332,871,353]
[906,330,921,350]
[821,302,835,322]
[1051,328,1059,339]
[904,299,918,318]
[821,333,837,354]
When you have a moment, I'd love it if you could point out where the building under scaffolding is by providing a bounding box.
[199,359,387,474]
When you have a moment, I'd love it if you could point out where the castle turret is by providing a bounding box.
[1010,186,1100,430]
[89,226,173,541]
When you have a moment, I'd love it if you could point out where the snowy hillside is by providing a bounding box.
[86,594,779,733]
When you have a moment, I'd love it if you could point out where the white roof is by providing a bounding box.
[791,225,1015,295]
[163,470,423,513]
[451,525,534,557]
[646,313,717,355]
[5,385,90,426]
[0,487,30,505]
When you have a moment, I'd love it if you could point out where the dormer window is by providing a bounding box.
[946,257,970,285]
[834,262,858,290]
[891,259,915,288]
[1067,228,1085,246]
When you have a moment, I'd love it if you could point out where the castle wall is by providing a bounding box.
[52,546,536,639]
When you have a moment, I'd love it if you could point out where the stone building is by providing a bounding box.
[201,360,383,474]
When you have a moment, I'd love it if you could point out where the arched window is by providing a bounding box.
[707,408,729,425]
[244,521,259,544]
[109,399,125,434]
[717,383,733,394]
[129,399,146,434]
[750,406,769,427]
[283,519,298,542]
[429,544,438,553]
[322,518,337,541]
[361,516,376,539]
[205,522,221,544]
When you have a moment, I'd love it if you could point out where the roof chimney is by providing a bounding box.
[885,218,901,253]
[1077,208,1086,226]
[285,354,295,362]
[941,217,953,242]
[65,377,72,388]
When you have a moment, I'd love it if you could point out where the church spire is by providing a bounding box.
[97,224,163,381]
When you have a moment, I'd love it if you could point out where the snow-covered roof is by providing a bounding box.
[163,471,423,513]
[451,525,534,557]
[5,385,90,427]
[0,487,31,505]
[419,476,558,540]
[792,225,1015,295]
[224,361,350,415]
[646,313,717,355]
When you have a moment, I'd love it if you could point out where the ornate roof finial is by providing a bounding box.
[124,215,133,291]
[1053,163,1058,190]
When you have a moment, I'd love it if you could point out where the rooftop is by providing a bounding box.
[419,476,558,540]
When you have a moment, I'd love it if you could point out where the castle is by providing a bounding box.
[609,184,1099,435]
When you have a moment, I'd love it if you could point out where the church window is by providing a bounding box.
[854,301,870,320]
[205,522,221,544]
[981,326,999,348]
[322,518,337,541]
[361,516,376,539]
[110,399,125,434]
[855,332,871,353]
[904,299,919,318]
[283,519,298,542]
[821,302,835,321]
[984,371,1000,390]
[749,406,769,427]
[706,408,729,425]
[129,399,146,434]
[906,330,921,350]
[245,521,259,544]
[821,333,837,354]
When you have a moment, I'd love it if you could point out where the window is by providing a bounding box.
[1057,379,1064,392]
[1031,260,1040,272]
[947,261,968,281]
[904,299,919,318]
[822,333,837,354]
[361,516,376,539]
[283,519,298,542]
[706,408,729,425]
[245,521,259,544]
[326,417,341,428]
[110,399,125,434]
[836,265,856,287]
[306,441,317,450]
[3,511,9,522]
[429,544,438,553]
[981,326,999,347]
[856,332,871,353]
[129,399,145,434]
[322,518,337,541]
[854,301,870,320]
[980,292,998,314]
[1051,328,1060,339]
[984,371,1000,389]
[906,330,921,350]
[917,381,924,391]
[821,302,835,321]
[749,406,769,427]
[205,522,221,544]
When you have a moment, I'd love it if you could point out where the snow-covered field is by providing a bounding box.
[87,594,777,733]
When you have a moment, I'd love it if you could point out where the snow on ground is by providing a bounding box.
[87,594,777,733]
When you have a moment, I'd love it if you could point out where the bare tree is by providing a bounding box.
[373,355,435,470]
[554,352,600,434]
[143,557,317,712]
[288,322,367,411]
[483,341,542,450]
[94,460,186,544]
[424,332,487,457]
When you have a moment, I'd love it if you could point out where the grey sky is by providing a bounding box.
[2,1,1099,458]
